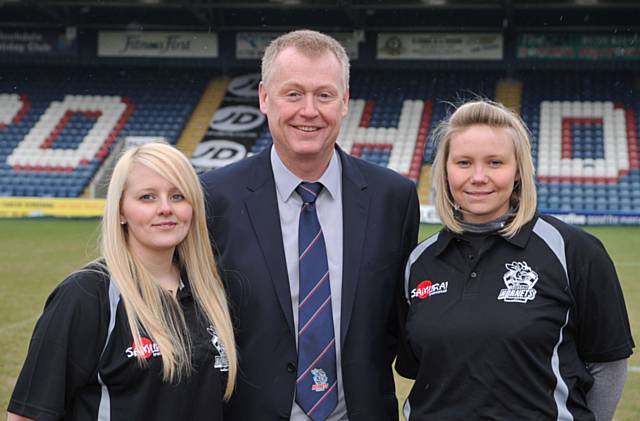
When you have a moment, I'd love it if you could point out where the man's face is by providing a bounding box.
[259,46,349,172]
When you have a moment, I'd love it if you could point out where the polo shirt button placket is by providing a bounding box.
[463,270,479,296]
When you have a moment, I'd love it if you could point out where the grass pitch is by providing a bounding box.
[0,220,638,419]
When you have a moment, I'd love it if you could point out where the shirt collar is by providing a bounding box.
[176,269,191,301]
[270,146,341,202]
[505,214,537,248]
[432,229,457,256]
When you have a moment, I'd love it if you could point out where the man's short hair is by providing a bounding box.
[261,29,350,92]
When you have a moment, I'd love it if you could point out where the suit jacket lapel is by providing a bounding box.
[244,149,295,336]
[338,148,369,347]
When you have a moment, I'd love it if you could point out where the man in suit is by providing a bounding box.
[202,29,420,421]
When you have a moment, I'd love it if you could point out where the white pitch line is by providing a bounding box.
[615,262,640,267]
[629,366,640,373]
[0,316,38,335]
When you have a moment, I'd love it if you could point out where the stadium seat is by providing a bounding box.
[1,67,210,197]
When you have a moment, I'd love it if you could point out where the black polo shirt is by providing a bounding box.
[8,266,228,421]
[397,214,634,420]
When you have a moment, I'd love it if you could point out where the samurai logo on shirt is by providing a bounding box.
[497,261,539,303]
[125,337,162,359]
[207,326,229,372]
[410,280,449,300]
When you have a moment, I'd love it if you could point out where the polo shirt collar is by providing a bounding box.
[432,229,457,257]
[177,268,192,301]
[504,214,538,248]
[270,146,341,203]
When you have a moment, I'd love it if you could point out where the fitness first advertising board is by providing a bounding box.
[191,73,266,172]
[97,31,218,58]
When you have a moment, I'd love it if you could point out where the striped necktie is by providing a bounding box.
[295,182,338,421]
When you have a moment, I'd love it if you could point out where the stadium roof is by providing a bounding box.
[1,0,639,31]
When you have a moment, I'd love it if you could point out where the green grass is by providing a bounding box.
[0,220,638,419]
[0,219,100,410]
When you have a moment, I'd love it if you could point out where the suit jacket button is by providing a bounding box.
[287,362,296,373]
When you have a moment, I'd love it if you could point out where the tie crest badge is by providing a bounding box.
[311,368,330,392]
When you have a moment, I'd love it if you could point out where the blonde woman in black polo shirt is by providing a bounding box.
[397,100,634,420]
[8,142,237,421]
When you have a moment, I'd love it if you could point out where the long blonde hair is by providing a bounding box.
[101,142,236,399]
[431,100,537,237]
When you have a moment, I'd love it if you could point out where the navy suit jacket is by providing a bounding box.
[201,147,420,421]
